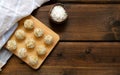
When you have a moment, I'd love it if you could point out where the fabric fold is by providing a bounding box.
[0,23,18,71]
[0,0,49,37]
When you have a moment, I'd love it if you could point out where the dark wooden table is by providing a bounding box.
[1,0,120,75]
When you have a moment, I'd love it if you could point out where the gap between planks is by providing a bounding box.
[56,0,120,4]
[42,65,120,69]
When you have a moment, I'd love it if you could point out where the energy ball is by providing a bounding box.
[24,19,34,29]
[25,38,35,48]
[18,48,27,58]
[15,29,25,40]
[34,28,43,38]
[7,40,17,51]
[36,45,47,56]
[28,55,38,66]
[44,35,53,45]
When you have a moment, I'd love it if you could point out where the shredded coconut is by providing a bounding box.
[50,5,67,23]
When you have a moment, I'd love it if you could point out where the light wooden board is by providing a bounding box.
[5,15,60,69]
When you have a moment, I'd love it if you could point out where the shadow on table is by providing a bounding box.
[49,20,68,33]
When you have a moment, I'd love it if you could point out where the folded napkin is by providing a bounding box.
[0,0,49,70]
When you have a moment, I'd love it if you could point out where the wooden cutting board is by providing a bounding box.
[5,15,60,69]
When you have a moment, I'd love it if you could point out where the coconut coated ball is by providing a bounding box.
[44,35,53,45]
[7,40,17,51]
[28,55,38,66]
[36,45,47,55]
[15,29,25,40]
[34,28,43,38]
[18,48,27,58]
[24,19,34,29]
[50,5,68,23]
[25,38,35,48]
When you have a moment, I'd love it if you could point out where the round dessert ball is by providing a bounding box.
[15,29,25,40]
[44,35,53,45]
[28,55,38,66]
[25,38,35,48]
[24,19,34,29]
[6,40,17,51]
[18,48,27,58]
[36,45,47,56]
[34,28,44,38]
[50,5,68,23]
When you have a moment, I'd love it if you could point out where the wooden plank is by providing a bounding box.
[32,4,120,41]
[44,42,120,67]
[1,65,120,75]
[1,42,120,75]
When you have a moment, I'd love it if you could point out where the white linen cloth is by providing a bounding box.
[0,23,18,71]
[0,0,49,70]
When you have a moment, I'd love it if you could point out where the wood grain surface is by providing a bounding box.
[1,0,120,75]
[32,4,120,41]
[1,42,120,75]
